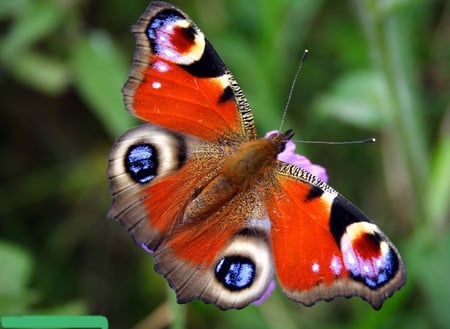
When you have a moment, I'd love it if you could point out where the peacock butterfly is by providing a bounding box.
[107,1,406,310]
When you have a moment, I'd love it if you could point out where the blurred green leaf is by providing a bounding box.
[0,241,32,296]
[0,241,33,314]
[419,235,450,328]
[72,31,134,138]
[0,0,64,61]
[357,0,429,218]
[427,132,450,229]
[380,0,425,14]
[313,71,392,129]
[5,50,70,94]
[39,300,88,315]
[0,0,69,94]
[0,0,28,19]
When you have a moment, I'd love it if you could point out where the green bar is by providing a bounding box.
[1,316,108,329]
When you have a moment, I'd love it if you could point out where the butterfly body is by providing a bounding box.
[108,1,405,310]
[185,131,293,221]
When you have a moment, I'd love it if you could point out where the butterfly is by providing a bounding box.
[107,1,406,310]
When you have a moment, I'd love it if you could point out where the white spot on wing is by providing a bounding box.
[363,264,370,273]
[154,61,169,73]
[163,48,177,59]
[152,81,161,89]
[376,258,382,268]
[330,255,342,275]
[346,252,356,266]
[311,262,320,273]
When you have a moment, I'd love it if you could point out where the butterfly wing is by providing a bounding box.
[123,1,256,142]
[153,193,275,310]
[108,124,217,249]
[108,125,274,309]
[268,162,406,309]
[108,2,273,309]
[111,1,256,247]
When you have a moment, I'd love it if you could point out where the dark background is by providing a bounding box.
[1,0,449,328]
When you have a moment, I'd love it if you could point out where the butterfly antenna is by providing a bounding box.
[295,137,376,145]
[279,51,375,146]
[279,49,309,131]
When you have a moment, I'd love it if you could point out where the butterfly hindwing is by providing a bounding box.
[154,206,274,310]
[108,123,276,309]
[108,124,221,249]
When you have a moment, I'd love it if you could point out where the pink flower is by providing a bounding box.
[252,280,276,306]
[265,130,328,183]
[141,243,153,254]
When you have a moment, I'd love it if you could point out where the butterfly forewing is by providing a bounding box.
[123,1,256,142]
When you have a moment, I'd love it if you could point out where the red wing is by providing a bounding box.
[268,163,406,309]
[123,2,256,142]
[154,193,274,310]
[107,124,219,250]
[108,124,274,310]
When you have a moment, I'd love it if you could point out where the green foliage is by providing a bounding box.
[314,71,390,129]
[71,31,134,137]
[0,241,33,314]
[1,0,448,328]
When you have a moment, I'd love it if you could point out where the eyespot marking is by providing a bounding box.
[125,143,158,184]
[215,255,256,291]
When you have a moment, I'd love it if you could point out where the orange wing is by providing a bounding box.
[123,1,256,142]
[109,2,272,310]
[153,188,274,310]
[268,162,406,309]
[108,125,220,250]
[108,125,275,310]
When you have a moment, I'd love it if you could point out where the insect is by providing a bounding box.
[107,1,405,310]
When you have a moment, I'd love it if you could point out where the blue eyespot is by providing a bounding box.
[215,256,255,291]
[351,247,398,289]
[125,143,158,184]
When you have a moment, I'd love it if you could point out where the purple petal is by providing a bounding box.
[141,243,154,254]
[252,280,276,306]
[265,131,328,183]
